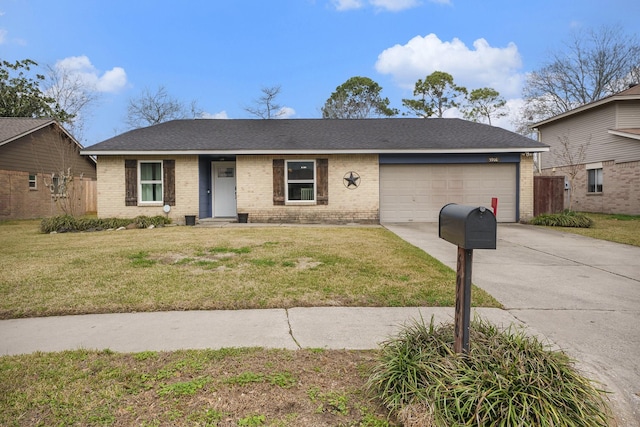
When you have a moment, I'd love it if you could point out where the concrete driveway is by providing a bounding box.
[384,222,640,426]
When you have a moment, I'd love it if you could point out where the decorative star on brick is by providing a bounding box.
[343,171,360,189]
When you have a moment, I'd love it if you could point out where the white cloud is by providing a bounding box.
[370,0,421,12]
[277,106,296,119]
[95,67,127,92]
[0,29,7,44]
[332,0,363,11]
[332,0,424,11]
[54,55,127,93]
[199,111,229,119]
[375,33,524,98]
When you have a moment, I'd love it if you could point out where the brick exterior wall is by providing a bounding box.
[519,154,535,221]
[540,160,640,215]
[0,169,94,219]
[236,154,380,224]
[96,155,199,224]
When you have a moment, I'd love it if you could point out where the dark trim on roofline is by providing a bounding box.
[81,147,549,156]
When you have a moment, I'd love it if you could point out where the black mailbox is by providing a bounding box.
[439,203,496,249]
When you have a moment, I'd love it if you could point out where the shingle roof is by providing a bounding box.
[0,117,54,146]
[82,118,548,155]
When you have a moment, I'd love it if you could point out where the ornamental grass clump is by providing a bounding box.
[368,317,610,426]
[529,210,593,228]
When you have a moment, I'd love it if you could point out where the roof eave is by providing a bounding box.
[608,129,640,141]
[81,147,549,156]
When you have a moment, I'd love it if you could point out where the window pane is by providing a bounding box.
[588,169,603,193]
[141,183,162,202]
[288,161,314,180]
[218,167,234,178]
[288,183,314,201]
[141,162,162,180]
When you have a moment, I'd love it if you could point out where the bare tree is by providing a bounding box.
[126,86,201,129]
[244,85,288,119]
[523,25,640,120]
[557,133,591,211]
[44,64,100,143]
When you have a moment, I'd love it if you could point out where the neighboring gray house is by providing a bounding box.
[0,117,97,220]
[81,118,548,224]
[533,84,640,215]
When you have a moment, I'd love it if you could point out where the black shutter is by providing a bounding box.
[316,158,328,205]
[163,160,176,206]
[125,159,137,206]
[273,159,285,205]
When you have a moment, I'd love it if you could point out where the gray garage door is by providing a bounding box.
[380,164,517,222]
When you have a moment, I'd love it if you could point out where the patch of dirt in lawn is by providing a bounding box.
[151,252,322,271]
[113,349,394,426]
[295,257,322,269]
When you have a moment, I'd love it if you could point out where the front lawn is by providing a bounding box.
[0,221,500,319]
[0,348,394,426]
[540,213,640,247]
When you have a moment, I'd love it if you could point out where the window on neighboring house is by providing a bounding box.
[139,161,163,203]
[28,174,37,190]
[286,160,315,202]
[587,167,603,193]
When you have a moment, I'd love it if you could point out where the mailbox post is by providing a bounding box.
[439,204,496,353]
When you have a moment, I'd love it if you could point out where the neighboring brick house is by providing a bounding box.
[0,118,97,220]
[533,84,640,215]
[81,118,548,224]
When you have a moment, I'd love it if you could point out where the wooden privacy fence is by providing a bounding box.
[534,176,564,216]
[84,179,97,214]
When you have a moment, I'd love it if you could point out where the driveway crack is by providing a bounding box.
[285,308,301,349]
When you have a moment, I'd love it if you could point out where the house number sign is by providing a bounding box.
[343,171,360,189]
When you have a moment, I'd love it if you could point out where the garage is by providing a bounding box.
[380,163,517,223]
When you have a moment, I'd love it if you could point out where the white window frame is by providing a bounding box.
[28,174,37,190]
[285,159,316,203]
[138,160,163,204]
[586,163,603,194]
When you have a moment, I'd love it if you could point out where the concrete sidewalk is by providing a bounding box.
[0,307,519,355]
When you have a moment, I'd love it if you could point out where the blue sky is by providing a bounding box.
[1,0,638,146]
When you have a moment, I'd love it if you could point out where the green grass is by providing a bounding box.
[536,213,640,247]
[0,220,500,319]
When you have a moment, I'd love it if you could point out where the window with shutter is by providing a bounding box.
[273,158,329,205]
